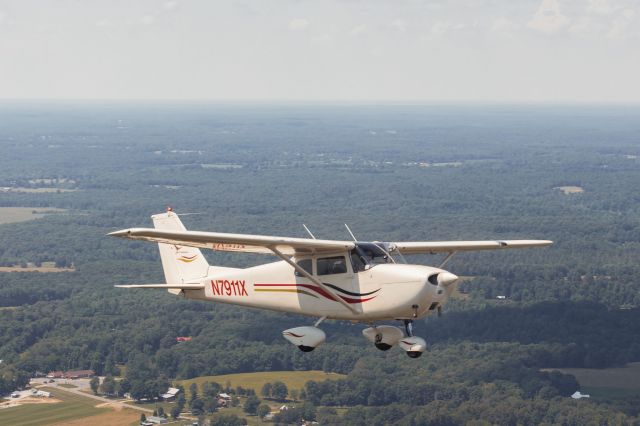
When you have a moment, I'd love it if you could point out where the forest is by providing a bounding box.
[1,103,640,423]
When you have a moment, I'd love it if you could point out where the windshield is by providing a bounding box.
[351,242,403,271]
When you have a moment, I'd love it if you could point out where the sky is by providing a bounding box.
[0,0,638,102]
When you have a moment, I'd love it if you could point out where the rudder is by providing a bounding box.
[152,209,209,294]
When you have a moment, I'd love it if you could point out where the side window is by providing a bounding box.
[295,259,313,277]
[317,256,348,275]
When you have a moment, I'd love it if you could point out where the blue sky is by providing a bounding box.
[0,0,638,102]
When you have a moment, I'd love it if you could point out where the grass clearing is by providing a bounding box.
[0,265,75,273]
[0,187,78,193]
[58,384,78,389]
[554,186,584,194]
[50,408,139,426]
[0,207,67,225]
[0,387,107,426]
[581,387,640,399]
[543,362,640,398]
[178,370,346,397]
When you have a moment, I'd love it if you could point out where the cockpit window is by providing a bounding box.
[317,256,348,275]
[351,250,367,272]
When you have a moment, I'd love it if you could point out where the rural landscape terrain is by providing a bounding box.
[1,103,640,424]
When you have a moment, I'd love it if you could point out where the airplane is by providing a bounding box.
[109,208,552,358]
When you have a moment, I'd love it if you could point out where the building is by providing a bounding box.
[146,416,168,424]
[176,336,192,342]
[64,370,95,379]
[160,387,180,402]
[46,370,95,379]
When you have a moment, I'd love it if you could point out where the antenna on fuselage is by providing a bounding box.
[344,224,357,242]
[302,224,317,239]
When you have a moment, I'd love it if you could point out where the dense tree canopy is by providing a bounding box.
[1,104,639,422]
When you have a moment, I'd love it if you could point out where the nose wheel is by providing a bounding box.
[404,319,414,337]
[398,319,426,358]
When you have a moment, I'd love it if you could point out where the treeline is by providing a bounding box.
[301,345,628,424]
[0,365,30,396]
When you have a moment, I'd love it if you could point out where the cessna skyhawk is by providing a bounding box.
[109,209,551,358]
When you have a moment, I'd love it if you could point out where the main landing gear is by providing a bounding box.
[282,316,327,352]
[362,320,427,358]
[282,316,427,358]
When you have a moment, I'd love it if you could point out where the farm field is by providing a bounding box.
[0,207,67,225]
[178,370,346,397]
[543,362,640,397]
[0,265,74,272]
[0,187,78,193]
[554,185,585,194]
[0,387,109,426]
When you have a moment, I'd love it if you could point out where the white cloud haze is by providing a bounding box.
[0,0,638,102]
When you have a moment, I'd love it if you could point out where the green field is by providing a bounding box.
[544,362,640,398]
[57,383,77,389]
[0,207,67,225]
[581,387,640,399]
[0,387,107,426]
[178,370,346,397]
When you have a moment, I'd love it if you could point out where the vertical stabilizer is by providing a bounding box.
[152,209,209,294]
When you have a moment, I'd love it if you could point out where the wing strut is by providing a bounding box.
[267,245,359,315]
[438,251,457,268]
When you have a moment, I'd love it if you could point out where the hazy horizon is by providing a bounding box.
[1,0,638,103]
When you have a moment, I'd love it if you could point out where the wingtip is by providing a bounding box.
[108,229,131,238]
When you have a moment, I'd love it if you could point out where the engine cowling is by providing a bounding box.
[362,326,404,351]
[398,336,427,358]
[282,326,326,352]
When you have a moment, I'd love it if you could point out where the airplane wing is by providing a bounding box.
[114,283,205,289]
[108,228,355,255]
[393,240,553,254]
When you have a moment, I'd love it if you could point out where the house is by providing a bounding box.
[279,405,289,411]
[35,390,52,398]
[64,370,95,379]
[571,391,590,399]
[176,336,192,342]
[218,392,231,400]
[145,416,168,424]
[160,387,180,402]
[47,369,95,379]
[496,295,506,300]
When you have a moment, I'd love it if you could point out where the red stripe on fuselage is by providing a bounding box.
[254,283,376,304]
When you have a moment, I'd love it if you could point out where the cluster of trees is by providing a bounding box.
[272,402,317,424]
[261,381,289,401]
[188,381,230,415]
[0,365,29,396]
[185,380,272,422]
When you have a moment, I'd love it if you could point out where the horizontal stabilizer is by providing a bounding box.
[115,283,205,289]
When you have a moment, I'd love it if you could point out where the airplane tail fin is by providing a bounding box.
[152,209,210,295]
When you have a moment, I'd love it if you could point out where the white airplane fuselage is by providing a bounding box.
[183,259,452,321]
